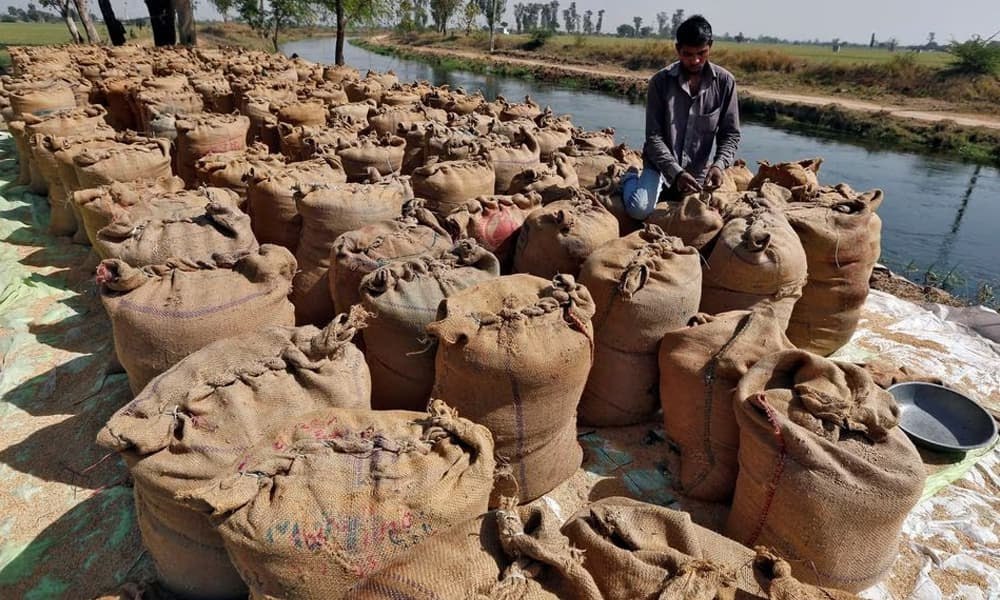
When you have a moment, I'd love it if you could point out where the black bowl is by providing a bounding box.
[888,382,998,453]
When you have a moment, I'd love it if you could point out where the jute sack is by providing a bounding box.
[592,163,642,235]
[360,240,501,411]
[7,120,33,185]
[578,225,702,426]
[344,78,384,103]
[246,156,347,252]
[96,312,372,599]
[658,306,794,502]
[335,133,406,181]
[381,86,422,107]
[52,132,123,243]
[507,152,580,204]
[350,502,603,600]
[748,158,823,195]
[564,148,617,189]
[488,129,544,194]
[647,192,727,251]
[329,99,375,127]
[561,497,761,600]
[726,350,925,592]
[784,186,884,356]
[134,89,205,138]
[73,177,188,246]
[178,400,495,600]
[97,245,297,394]
[571,127,616,152]
[700,209,807,329]
[21,104,109,195]
[274,100,327,127]
[175,113,251,186]
[411,158,496,217]
[499,95,542,122]
[194,142,286,204]
[726,159,754,192]
[329,200,453,315]
[513,196,620,280]
[189,75,235,113]
[367,105,428,137]
[95,189,258,266]
[428,274,595,503]
[72,137,173,189]
[445,192,543,271]
[7,79,77,118]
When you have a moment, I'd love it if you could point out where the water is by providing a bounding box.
[284,38,1000,301]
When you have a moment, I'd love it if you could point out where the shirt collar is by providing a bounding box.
[666,61,717,80]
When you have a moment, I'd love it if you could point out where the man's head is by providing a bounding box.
[675,15,713,75]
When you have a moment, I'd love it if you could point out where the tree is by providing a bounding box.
[632,16,641,37]
[430,0,461,35]
[582,9,591,34]
[175,0,196,45]
[513,2,524,32]
[238,0,314,52]
[476,0,505,51]
[670,9,684,36]
[461,0,478,35]
[616,23,633,37]
[209,0,237,21]
[595,8,603,34]
[321,0,392,63]
[97,0,127,44]
[560,1,577,33]
[144,0,176,45]
[656,11,668,36]
[639,25,653,37]
[869,32,876,47]
[413,0,429,27]
[39,0,82,42]
[71,0,101,42]
[887,37,898,52]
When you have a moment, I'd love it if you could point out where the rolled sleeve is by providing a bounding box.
[643,74,684,182]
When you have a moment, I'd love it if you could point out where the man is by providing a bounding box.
[622,15,741,220]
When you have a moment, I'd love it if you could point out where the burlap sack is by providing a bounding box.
[701,209,807,328]
[175,113,251,186]
[179,400,495,600]
[578,225,702,426]
[647,192,727,251]
[7,120,33,185]
[329,99,376,126]
[564,149,617,189]
[592,163,642,235]
[246,156,347,252]
[752,549,860,600]
[323,64,361,85]
[572,128,617,152]
[561,497,763,600]
[190,75,235,113]
[97,245,296,393]
[329,201,453,315]
[345,78,384,103]
[748,158,823,195]
[411,158,496,217]
[73,177,187,246]
[784,186,884,355]
[658,307,795,502]
[21,104,109,195]
[507,152,581,204]
[726,159,754,192]
[194,142,285,203]
[445,192,543,272]
[368,105,428,136]
[134,89,204,139]
[535,126,574,161]
[361,240,501,411]
[499,95,542,122]
[428,274,595,503]
[488,129,543,194]
[727,350,925,592]
[274,100,327,127]
[292,177,411,325]
[513,196,620,280]
[95,189,258,266]
[350,502,603,600]
[7,79,77,118]
[99,75,144,130]
[335,133,406,181]
[72,137,173,189]
[96,312,371,598]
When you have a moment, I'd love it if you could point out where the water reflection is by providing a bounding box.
[282,38,1000,301]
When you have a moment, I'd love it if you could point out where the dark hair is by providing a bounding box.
[676,15,713,47]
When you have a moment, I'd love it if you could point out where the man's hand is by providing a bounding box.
[675,172,702,194]
[705,165,725,190]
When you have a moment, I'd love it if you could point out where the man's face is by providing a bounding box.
[676,43,711,75]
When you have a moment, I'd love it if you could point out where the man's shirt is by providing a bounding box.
[642,60,741,184]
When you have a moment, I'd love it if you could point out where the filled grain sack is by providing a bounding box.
[73,177,187,246]
[194,142,285,203]
[445,192,543,271]
[561,497,858,600]
[700,208,807,328]
[513,195,620,279]
[410,158,496,217]
[96,311,371,598]
[727,350,925,592]
[488,128,544,194]
[329,200,453,315]
[571,127,616,153]
[361,240,501,411]
[499,95,542,122]
[246,155,347,252]
[646,192,727,251]
[350,502,603,600]
[748,158,823,195]
[95,188,258,266]
[21,104,110,196]
[134,88,205,139]
[725,159,754,191]
[367,104,427,136]
[658,306,794,502]
[292,177,411,325]
[97,245,296,393]
[428,274,595,503]
[564,147,618,190]
[335,133,405,181]
[592,163,642,235]
[507,152,580,204]
[578,225,702,426]
[274,99,327,127]
[72,137,173,189]
[784,186,884,355]
[179,400,495,600]
[175,113,251,186]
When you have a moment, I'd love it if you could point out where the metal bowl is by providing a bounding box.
[888,382,998,453]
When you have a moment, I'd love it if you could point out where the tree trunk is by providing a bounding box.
[145,0,177,46]
[488,0,496,52]
[272,13,280,52]
[175,0,196,45]
[62,4,84,44]
[73,0,102,43]
[335,0,346,65]
[98,0,127,45]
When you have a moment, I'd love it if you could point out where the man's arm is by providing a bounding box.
[643,74,684,183]
[712,77,741,171]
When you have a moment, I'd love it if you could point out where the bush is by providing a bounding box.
[522,28,553,50]
[948,37,1000,75]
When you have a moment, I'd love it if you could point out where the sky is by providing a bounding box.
[4,0,999,46]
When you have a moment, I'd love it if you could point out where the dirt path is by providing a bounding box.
[368,37,1000,131]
